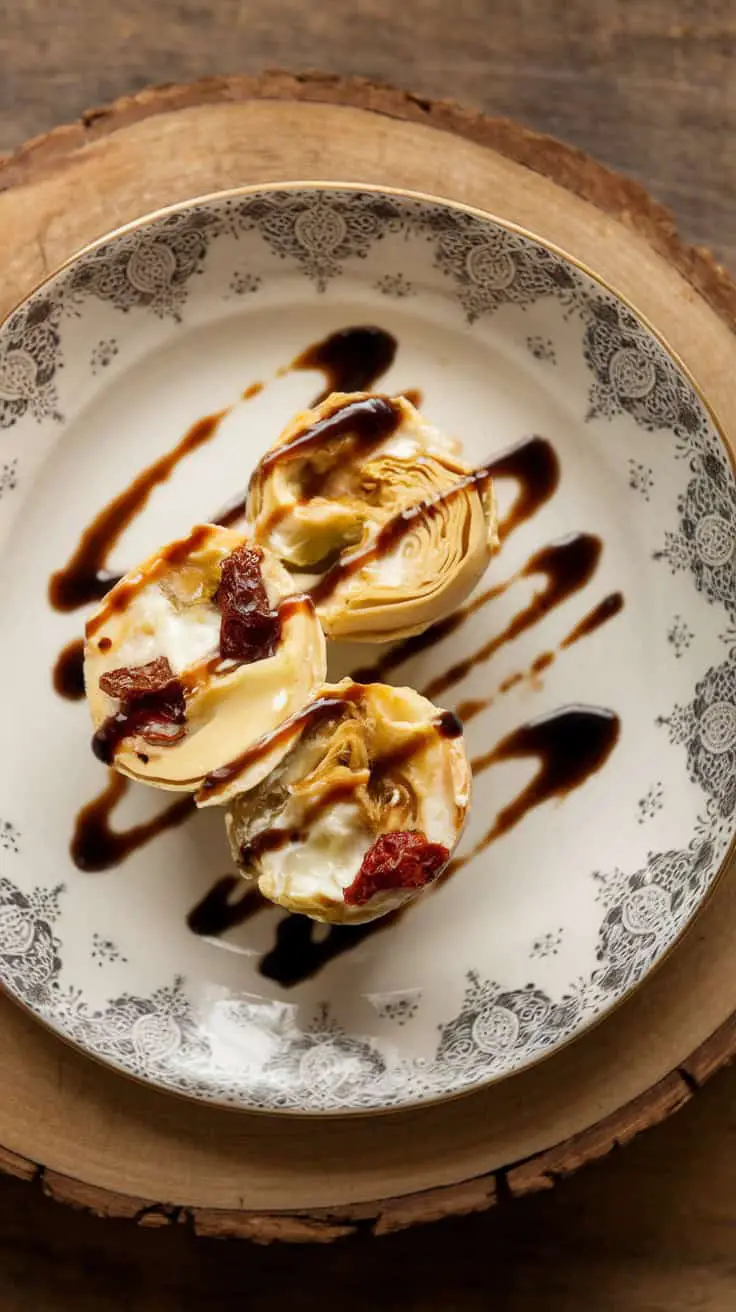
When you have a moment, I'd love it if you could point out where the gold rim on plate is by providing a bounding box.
[1,179,733,1117]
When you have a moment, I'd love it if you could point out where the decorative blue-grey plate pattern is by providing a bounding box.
[0,185,734,1113]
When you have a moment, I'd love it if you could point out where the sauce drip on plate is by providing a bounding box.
[71,773,194,872]
[292,326,397,403]
[52,638,85,701]
[49,410,229,612]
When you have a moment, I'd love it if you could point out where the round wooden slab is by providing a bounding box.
[2,71,736,1242]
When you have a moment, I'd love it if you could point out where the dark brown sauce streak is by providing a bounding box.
[310,467,493,607]
[531,651,555,674]
[191,711,462,982]
[292,326,397,403]
[85,524,214,639]
[49,328,401,677]
[257,394,403,483]
[71,772,194,872]
[561,591,624,647]
[197,685,365,801]
[189,703,620,983]
[365,711,463,781]
[239,826,303,866]
[52,638,85,701]
[199,682,461,806]
[492,434,560,542]
[259,911,400,988]
[185,874,400,985]
[499,672,524,695]
[348,435,559,684]
[454,696,488,722]
[456,591,625,724]
[212,492,246,529]
[187,876,265,936]
[91,684,186,767]
[91,594,312,769]
[49,330,406,690]
[63,324,412,975]
[49,409,229,613]
[472,705,619,832]
[54,335,614,978]
[210,328,401,528]
[423,532,602,700]
[235,710,463,867]
[350,579,508,685]
[444,706,620,878]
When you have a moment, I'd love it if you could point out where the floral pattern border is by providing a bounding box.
[2,189,730,615]
[1,188,735,1110]
[0,796,730,1111]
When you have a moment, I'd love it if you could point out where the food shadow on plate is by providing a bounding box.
[173,783,401,988]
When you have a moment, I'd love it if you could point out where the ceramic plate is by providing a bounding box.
[0,185,734,1113]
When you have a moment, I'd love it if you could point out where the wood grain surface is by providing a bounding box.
[0,1,735,1308]
[0,1070,735,1310]
[1,0,734,271]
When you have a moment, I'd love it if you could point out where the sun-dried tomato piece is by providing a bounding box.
[216,544,281,663]
[99,656,177,700]
[93,656,186,764]
[344,830,449,906]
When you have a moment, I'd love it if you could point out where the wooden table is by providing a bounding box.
[1,2,735,1307]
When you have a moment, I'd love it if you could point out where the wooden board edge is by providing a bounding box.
[8,1009,736,1239]
[0,70,734,335]
[1,72,736,1236]
[34,1166,497,1242]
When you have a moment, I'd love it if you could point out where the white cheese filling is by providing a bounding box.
[252,750,456,908]
[257,800,372,904]
[114,584,220,674]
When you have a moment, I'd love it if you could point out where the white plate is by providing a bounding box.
[0,185,734,1113]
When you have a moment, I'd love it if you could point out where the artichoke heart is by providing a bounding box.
[210,679,471,924]
[84,524,326,791]
[247,391,499,642]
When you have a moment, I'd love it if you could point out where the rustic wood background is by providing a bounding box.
[1,1,735,1307]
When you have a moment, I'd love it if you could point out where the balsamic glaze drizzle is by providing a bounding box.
[51,325,624,987]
